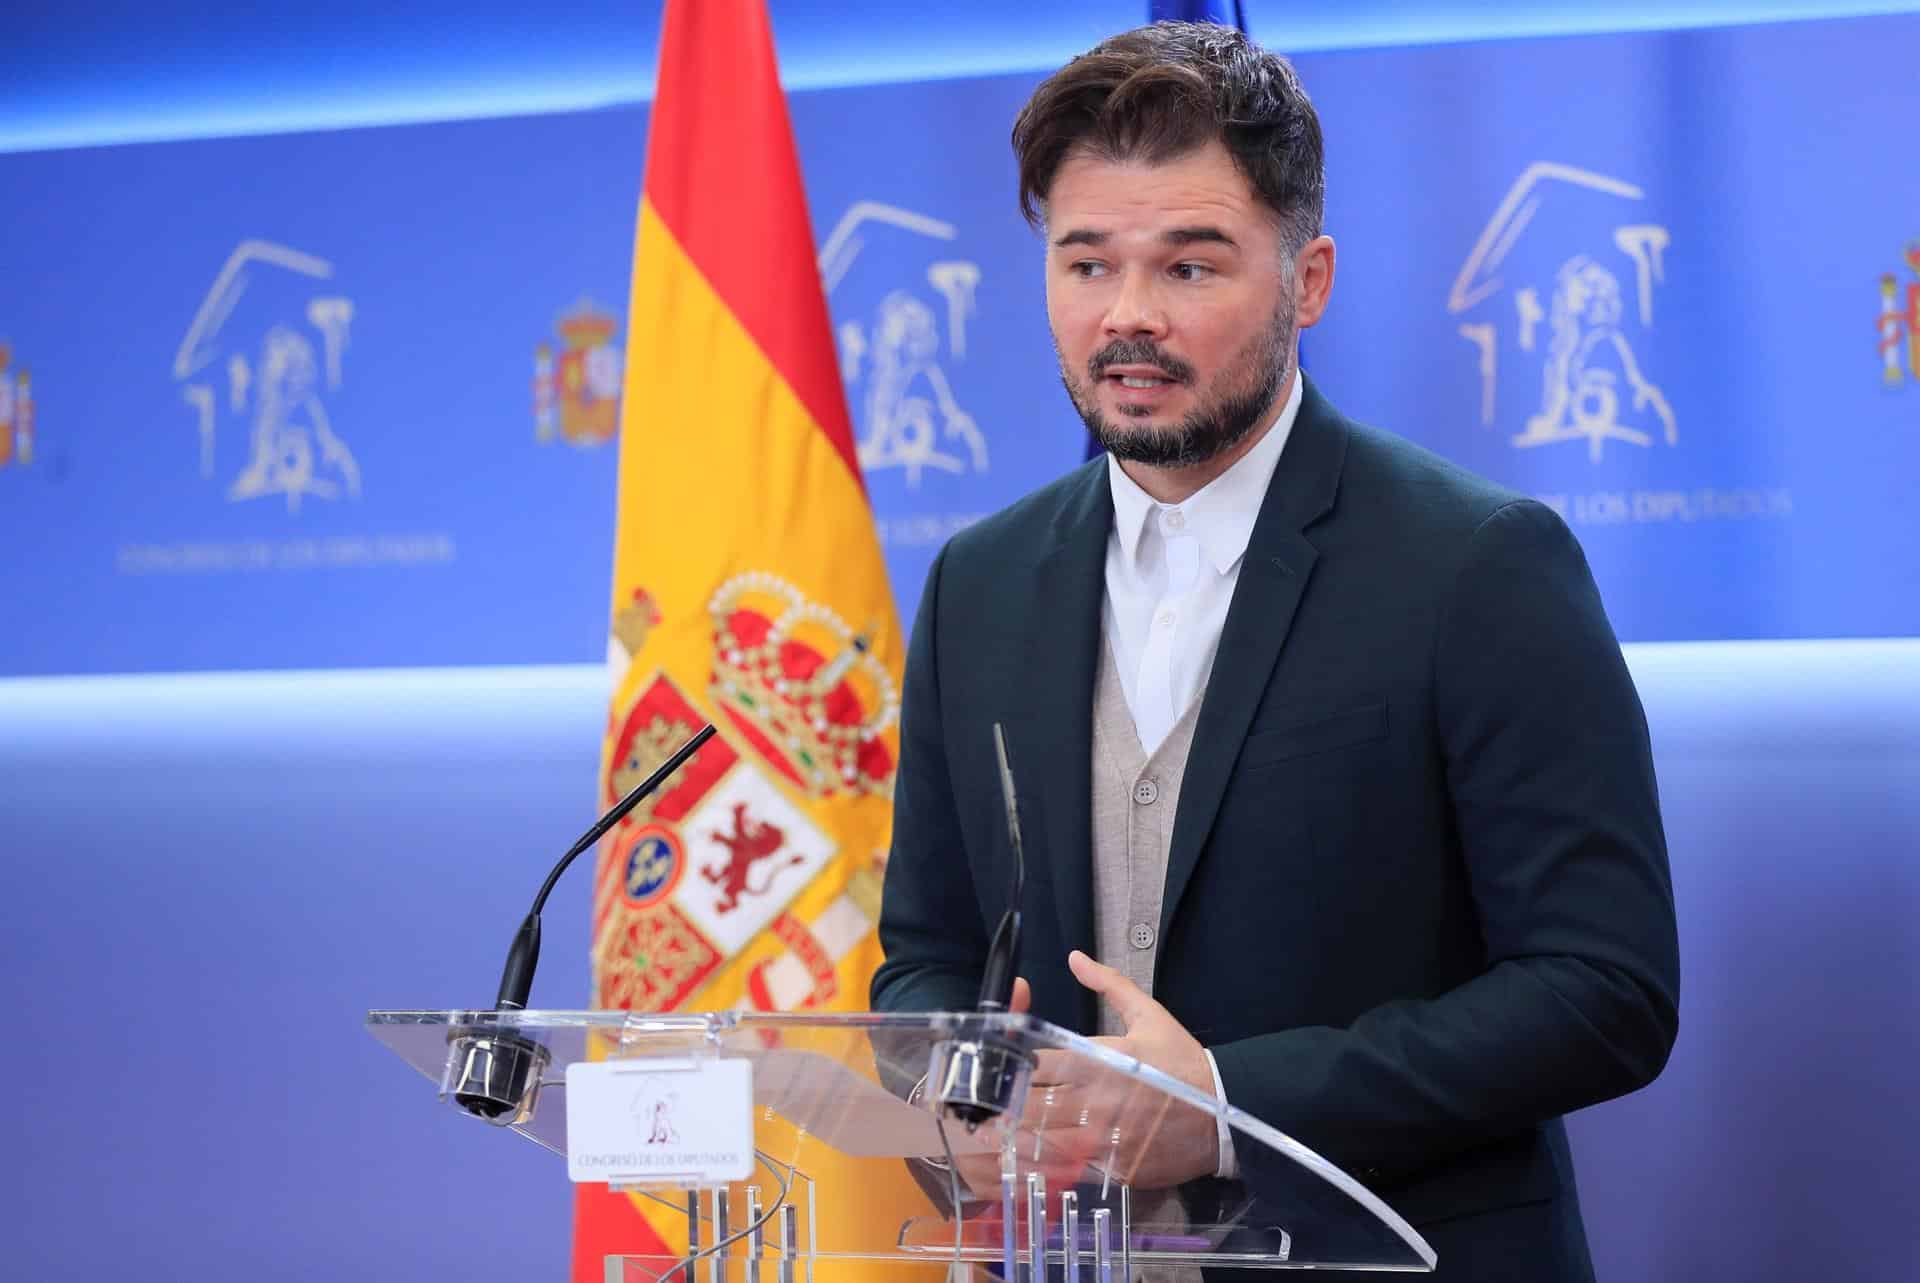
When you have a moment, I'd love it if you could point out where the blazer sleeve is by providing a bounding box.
[1210,499,1680,1182]
[871,541,991,1019]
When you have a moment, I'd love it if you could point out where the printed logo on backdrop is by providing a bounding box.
[533,298,622,447]
[1449,164,1787,527]
[0,342,38,471]
[1450,164,1676,462]
[122,240,455,576]
[1876,243,1920,389]
[174,241,359,510]
[821,201,991,548]
[594,575,894,1014]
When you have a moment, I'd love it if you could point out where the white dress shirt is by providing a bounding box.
[1099,372,1303,1182]
[1102,371,1302,753]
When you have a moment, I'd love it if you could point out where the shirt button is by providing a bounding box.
[1129,922,1156,950]
[1163,508,1186,530]
[1132,778,1160,805]
[1156,610,1176,628]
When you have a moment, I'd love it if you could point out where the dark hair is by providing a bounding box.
[1011,21,1325,254]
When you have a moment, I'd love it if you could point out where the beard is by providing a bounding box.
[1059,302,1294,468]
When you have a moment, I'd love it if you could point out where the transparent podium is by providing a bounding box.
[368,1009,1435,1279]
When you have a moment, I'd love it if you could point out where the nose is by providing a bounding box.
[1102,269,1168,341]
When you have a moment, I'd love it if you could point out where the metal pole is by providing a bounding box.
[687,1191,703,1283]
[711,1187,731,1283]
[778,1204,798,1283]
[1061,1191,1080,1283]
[1000,1161,1019,1283]
[1026,1172,1048,1283]
[746,1186,764,1283]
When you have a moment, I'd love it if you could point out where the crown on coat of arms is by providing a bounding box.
[708,573,898,800]
[557,304,618,351]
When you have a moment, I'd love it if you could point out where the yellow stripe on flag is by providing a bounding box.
[608,200,902,726]
[573,5,927,1273]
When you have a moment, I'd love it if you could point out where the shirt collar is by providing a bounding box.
[1106,370,1304,578]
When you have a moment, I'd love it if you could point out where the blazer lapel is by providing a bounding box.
[1014,462,1111,998]
[1158,375,1350,945]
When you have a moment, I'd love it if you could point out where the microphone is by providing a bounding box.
[975,722,1026,1012]
[450,722,717,1123]
[928,721,1036,1130]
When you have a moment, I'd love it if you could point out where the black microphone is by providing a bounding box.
[450,722,716,1123]
[929,721,1035,1130]
[493,721,716,1010]
[975,721,1026,1012]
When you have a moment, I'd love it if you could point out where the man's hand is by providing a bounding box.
[1068,951,1215,1102]
[1011,951,1223,1190]
[949,960,1221,1195]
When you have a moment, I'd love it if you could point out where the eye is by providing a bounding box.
[1068,260,1110,279]
[1171,262,1215,282]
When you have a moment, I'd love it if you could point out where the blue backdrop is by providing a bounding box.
[3,12,1916,676]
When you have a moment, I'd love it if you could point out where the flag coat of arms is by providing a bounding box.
[572,0,921,1275]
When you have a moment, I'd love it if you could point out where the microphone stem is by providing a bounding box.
[496,722,716,1010]
[528,723,716,918]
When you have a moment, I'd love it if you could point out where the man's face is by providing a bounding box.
[1044,140,1296,468]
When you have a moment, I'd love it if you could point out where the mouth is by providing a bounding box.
[1099,364,1182,390]
[1097,364,1185,411]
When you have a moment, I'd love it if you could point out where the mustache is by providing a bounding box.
[1089,340,1196,384]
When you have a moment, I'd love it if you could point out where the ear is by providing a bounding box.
[1293,235,1337,329]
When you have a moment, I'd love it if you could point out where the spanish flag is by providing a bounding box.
[572,0,915,1277]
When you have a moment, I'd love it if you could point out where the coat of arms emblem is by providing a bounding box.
[0,342,34,470]
[1877,243,1920,388]
[534,299,622,446]
[593,574,897,1015]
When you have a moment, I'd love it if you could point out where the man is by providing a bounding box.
[871,22,1679,1283]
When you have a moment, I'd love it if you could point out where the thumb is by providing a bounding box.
[1067,950,1161,1029]
[1010,976,1032,1015]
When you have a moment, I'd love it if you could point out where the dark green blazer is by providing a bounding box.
[871,375,1680,1282]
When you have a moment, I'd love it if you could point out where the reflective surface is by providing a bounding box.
[368,1009,1434,1272]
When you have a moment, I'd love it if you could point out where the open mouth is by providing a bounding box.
[1100,364,1183,391]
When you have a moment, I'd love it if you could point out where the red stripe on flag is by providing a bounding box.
[573,1182,673,1282]
[642,0,862,491]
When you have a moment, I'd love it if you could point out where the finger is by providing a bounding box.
[1068,949,1164,1029]
[1030,1035,1126,1086]
[1010,976,1032,1015]
[1030,1048,1076,1085]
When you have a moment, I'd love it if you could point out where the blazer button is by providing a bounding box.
[1132,778,1160,805]
[1129,922,1156,950]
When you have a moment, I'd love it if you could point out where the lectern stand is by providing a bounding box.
[368,1009,1435,1278]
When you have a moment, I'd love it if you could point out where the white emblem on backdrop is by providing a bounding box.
[173,240,359,511]
[819,202,988,488]
[1449,164,1676,463]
